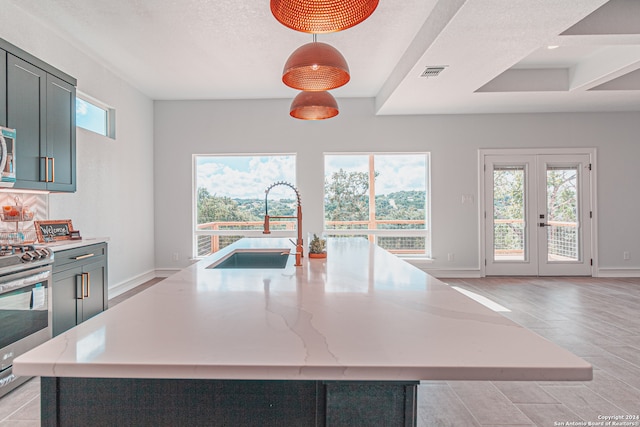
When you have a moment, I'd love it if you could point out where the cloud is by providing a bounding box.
[196,154,428,200]
[197,155,296,199]
[325,154,427,195]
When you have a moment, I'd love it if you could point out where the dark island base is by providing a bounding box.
[41,377,418,427]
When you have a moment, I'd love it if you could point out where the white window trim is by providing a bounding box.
[76,90,116,139]
[192,153,297,258]
[323,152,432,258]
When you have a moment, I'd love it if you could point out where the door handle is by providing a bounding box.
[50,157,55,183]
[78,274,85,300]
[42,157,49,182]
[83,272,90,298]
[539,222,550,227]
[73,253,95,260]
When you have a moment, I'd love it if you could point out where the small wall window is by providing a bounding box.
[76,93,115,138]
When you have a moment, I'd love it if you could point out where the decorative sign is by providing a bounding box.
[34,219,74,242]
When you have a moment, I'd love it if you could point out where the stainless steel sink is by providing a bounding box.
[207,250,290,269]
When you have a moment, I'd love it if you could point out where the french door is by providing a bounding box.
[483,152,593,276]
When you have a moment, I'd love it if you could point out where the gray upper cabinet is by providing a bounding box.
[7,54,47,190]
[0,49,6,128]
[45,75,76,192]
[2,40,77,192]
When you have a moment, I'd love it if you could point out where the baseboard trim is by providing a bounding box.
[418,268,483,279]
[597,268,640,278]
[155,268,181,278]
[108,270,157,299]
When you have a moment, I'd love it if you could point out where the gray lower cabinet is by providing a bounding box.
[41,378,418,427]
[52,243,108,337]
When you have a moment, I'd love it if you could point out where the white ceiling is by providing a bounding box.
[9,0,640,115]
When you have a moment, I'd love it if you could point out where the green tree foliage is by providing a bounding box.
[197,188,299,224]
[324,169,372,222]
[491,167,578,251]
[197,187,252,223]
[546,170,577,222]
[375,191,425,222]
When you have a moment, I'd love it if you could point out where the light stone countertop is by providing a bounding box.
[38,237,109,252]
[14,238,592,382]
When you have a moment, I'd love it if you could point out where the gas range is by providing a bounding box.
[0,243,54,398]
[0,244,53,275]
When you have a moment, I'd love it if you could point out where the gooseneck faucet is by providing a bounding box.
[263,181,303,266]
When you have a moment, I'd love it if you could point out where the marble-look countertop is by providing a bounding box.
[38,237,109,252]
[14,238,592,382]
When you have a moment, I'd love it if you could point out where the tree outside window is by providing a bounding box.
[324,154,430,256]
[194,155,296,256]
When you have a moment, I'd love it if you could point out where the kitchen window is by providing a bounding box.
[193,154,296,257]
[324,153,431,257]
[76,93,115,138]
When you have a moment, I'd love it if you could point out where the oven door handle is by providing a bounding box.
[0,270,51,296]
[0,368,16,389]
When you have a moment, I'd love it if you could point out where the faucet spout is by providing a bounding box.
[263,182,303,266]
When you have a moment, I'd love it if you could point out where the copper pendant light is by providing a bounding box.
[271,0,379,34]
[283,41,350,91]
[290,91,339,120]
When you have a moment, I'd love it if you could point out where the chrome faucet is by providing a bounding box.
[263,181,303,266]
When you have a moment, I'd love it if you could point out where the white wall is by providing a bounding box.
[0,4,156,292]
[3,1,638,281]
[154,98,640,276]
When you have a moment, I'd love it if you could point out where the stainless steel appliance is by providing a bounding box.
[0,127,16,188]
[0,244,53,398]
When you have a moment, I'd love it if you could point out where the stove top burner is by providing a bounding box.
[0,244,53,274]
[0,244,38,256]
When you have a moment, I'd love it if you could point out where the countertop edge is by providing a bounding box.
[42,237,109,252]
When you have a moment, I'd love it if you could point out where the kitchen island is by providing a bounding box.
[15,238,591,426]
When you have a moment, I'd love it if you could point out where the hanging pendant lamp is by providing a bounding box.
[283,41,350,91]
[271,0,379,33]
[290,91,339,120]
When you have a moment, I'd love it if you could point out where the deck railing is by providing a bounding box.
[493,219,578,259]
[196,219,428,257]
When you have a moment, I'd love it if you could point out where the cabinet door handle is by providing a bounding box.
[84,272,90,298]
[41,157,55,182]
[73,253,95,260]
[42,157,49,182]
[78,274,85,300]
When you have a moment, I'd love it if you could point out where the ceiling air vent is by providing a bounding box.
[420,66,447,78]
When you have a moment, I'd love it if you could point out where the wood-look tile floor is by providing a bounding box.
[421,277,640,427]
[1,277,639,426]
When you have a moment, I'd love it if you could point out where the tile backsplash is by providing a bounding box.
[0,191,47,243]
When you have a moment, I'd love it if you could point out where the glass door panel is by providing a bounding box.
[493,166,526,261]
[484,156,537,276]
[546,166,579,262]
[484,152,592,276]
[537,154,592,276]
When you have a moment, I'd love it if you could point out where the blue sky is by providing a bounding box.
[76,98,107,135]
[196,154,428,199]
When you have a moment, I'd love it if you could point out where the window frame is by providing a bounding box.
[192,153,297,258]
[75,91,116,139]
[323,152,431,259]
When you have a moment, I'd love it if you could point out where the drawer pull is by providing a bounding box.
[73,253,95,260]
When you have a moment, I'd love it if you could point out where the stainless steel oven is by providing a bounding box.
[0,246,53,398]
